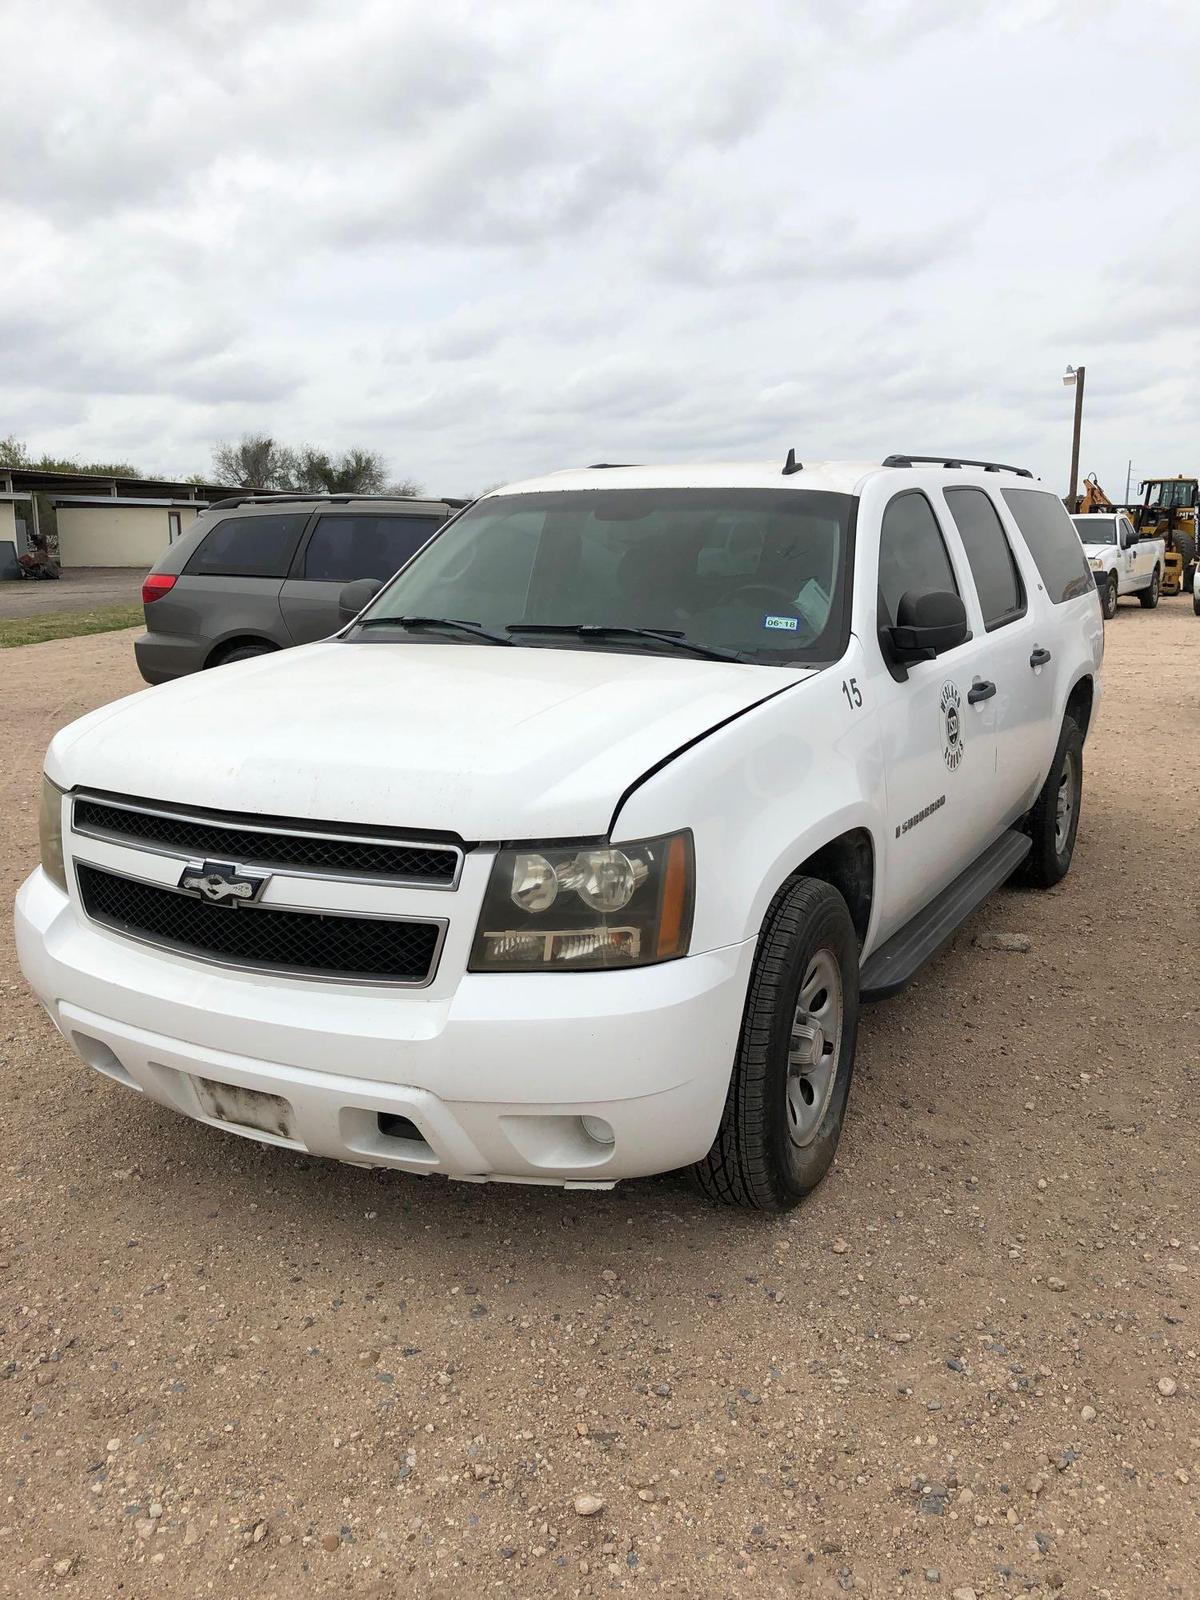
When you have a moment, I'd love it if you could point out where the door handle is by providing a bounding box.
[968,679,997,704]
[1029,647,1052,667]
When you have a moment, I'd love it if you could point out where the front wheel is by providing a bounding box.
[693,878,859,1210]
[1102,574,1118,620]
[1138,570,1161,608]
[1021,716,1083,888]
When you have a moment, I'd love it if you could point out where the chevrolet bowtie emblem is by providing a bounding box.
[179,860,270,905]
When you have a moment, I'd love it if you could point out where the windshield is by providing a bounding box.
[350,488,856,664]
[1145,480,1197,509]
[1073,515,1116,544]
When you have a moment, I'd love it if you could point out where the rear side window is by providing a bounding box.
[185,514,308,579]
[1001,489,1094,604]
[302,514,441,584]
[944,488,1025,629]
[878,491,959,624]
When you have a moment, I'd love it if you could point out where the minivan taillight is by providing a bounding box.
[142,573,177,603]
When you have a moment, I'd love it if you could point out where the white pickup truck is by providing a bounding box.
[1071,511,1165,619]
[17,454,1104,1210]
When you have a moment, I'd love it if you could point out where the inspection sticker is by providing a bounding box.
[763,615,798,631]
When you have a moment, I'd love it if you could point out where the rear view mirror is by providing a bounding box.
[1121,526,1138,549]
[338,577,384,624]
[886,589,968,664]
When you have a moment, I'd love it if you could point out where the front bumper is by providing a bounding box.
[15,868,755,1186]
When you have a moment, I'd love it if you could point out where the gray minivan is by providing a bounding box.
[134,493,465,684]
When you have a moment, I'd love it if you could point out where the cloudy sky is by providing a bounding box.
[2,0,1198,499]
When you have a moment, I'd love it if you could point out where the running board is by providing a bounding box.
[860,829,1031,1002]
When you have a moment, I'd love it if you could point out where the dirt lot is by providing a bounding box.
[0,569,143,620]
[1,607,1196,1600]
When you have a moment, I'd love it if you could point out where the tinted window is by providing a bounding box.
[355,488,856,664]
[1001,489,1094,603]
[945,488,1025,628]
[878,492,959,624]
[303,514,440,584]
[186,514,308,579]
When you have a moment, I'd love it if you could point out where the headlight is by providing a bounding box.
[469,831,694,971]
[39,774,67,893]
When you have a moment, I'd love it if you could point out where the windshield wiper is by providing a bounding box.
[507,623,744,662]
[356,614,513,646]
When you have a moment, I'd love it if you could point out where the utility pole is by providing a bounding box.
[1124,458,1132,502]
[1064,364,1086,510]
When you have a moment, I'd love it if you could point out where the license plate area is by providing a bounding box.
[193,1076,296,1140]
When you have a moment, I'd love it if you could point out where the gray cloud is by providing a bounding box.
[0,0,1197,501]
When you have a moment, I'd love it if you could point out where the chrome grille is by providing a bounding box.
[72,795,462,887]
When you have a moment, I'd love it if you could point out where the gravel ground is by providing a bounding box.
[1,607,1196,1599]
[0,569,143,619]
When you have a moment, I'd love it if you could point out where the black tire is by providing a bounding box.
[1172,531,1195,592]
[211,642,277,668]
[1102,573,1118,620]
[1021,716,1083,888]
[1193,587,1200,617]
[1138,569,1160,608]
[693,878,859,1211]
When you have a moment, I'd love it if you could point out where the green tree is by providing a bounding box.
[0,435,142,476]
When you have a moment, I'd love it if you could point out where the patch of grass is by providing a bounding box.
[0,604,143,649]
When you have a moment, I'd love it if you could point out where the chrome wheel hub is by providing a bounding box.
[786,948,843,1148]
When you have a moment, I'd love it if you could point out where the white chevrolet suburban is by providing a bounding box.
[16,454,1104,1210]
[1070,511,1165,619]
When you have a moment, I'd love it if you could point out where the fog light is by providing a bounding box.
[581,1114,615,1146]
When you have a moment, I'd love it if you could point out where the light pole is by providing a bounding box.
[1063,364,1085,510]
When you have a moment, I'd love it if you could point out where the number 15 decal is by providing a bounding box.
[842,678,862,710]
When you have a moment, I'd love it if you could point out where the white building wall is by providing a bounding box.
[56,504,201,568]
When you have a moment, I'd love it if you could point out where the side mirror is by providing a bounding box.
[338,576,384,624]
[1121,527,1138,549]
[886,589,968,664]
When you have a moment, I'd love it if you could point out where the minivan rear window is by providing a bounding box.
[1001,490,1094,604]
[185,514,308,580]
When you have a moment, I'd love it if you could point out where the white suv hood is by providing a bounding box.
[49,640,810,839]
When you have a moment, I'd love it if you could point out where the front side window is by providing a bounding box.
[945,487,1025,629]
[303,514,441,584]
[1001,489,1094,604]
[351,488,856,664]
[877,491,959,625]
[185,513,308,580]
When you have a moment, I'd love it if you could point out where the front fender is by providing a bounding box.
[612,644,887,956]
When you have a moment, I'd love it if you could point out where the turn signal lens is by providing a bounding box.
[141,572,177,604]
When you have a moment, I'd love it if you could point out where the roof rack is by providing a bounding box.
[882,454,1033,478]
[208,491,470,510]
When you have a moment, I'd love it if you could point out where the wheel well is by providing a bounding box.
[794,829,874,948]
[205,635,279,669]
[1066,676,1094,739]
